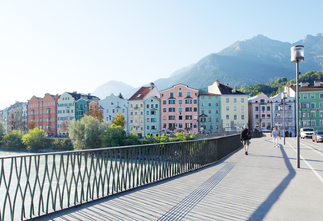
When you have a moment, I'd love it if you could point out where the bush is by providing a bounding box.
[0,121,5,141]
[101,124,126,147]
[22,128,46,150]
[124,130,139,146]
[2,130,25,148]
[68,115,107,150]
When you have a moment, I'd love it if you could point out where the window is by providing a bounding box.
[169,108,175,112]
[146,104,149,108]
[170,92,174,97]
[241,115,245,120]
[179,92,182,97]
[169,100,175,104]
[311,111,315,118]
[255,114,258,119]
[208,117,211,122]
[169,115,175,120]
[216,117,219,122]
[185,123,192,128]
[193,99,197,104]
[226,98,229,103]
[185,107,192,112]
[201,118,206,122]
[226,115,229,119]
[179,123,183,128]
[320,111,323,118]
[262,114,265,119]
[179,115,182,120]
[163,100,166,105]
[155,104,158,108]
[151,125,156,130]
[311,94,315,99]
[215,103,218,107]
[163,123,166,128]
[320,94,323,99]
[267,106,270,111]
[163,116,166,120]
[311,103,315,108]
[255,106,259,111]
[201,103,204,107]
[302,121,310,126]
[241,98,244,103]
[234,115,237,120]
[194,107,198,112]
[163,108,166,112]
[320,103,323,108]
[234,98,237,103]
[208,102,211,106]
[301,103,309,108]
[147,118,150,122]
[303,94,308,99]
[187,92,191,96]
[151,118,157,122]
[267,114,270,119]
[147,126,150,130]
[260,99,265,103]
[226,106,229,111]
[302,112,310,118]
[185,99,192,104]
[234,106,237,111]
[179,107,182,112]
[185,115,192,120]
[208,110,211,114]
[261,106,265,111]
[179,100,183,104]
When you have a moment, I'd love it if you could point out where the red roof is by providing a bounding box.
[128,87,151,100]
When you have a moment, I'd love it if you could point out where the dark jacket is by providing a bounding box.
[240,128,249,141]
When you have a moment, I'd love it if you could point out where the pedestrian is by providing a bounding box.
[240,125,250,155]
[272,127,280,147]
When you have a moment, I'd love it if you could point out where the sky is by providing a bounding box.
[1,0,322,109]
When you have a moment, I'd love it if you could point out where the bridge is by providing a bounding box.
[1,135,323,220]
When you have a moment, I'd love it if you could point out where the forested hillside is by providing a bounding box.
[238,71,323,97]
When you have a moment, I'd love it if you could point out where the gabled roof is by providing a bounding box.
[289,83,323,92]
[218,83,246,95]
[129,87,151,100]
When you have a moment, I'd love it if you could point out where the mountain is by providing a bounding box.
[153,33,323,90]
[91,80,135,99]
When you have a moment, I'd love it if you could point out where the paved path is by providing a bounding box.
[35,137,323,221]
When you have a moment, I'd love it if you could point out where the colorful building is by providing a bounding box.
[144,97,160,137]
[128,83,160,138]
[99,93,128,130]
[248,93,272,132]
[75,98,90,121]
[286,81,323,131]
[208,80,248,133]
[160,84,199,135]
[198,93,221,134]
[28,94,60,136]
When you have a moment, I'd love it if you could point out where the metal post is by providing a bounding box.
[283,95,285,145]
[296,61,300,168]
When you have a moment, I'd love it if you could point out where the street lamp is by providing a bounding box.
[291,45,304,168]
[279,92,287,145]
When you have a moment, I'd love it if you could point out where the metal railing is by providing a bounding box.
[0,134,242,220]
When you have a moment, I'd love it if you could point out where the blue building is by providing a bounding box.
[198,93,221,134]
[144,97,160,137]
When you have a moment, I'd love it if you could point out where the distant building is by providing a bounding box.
[128,83,160,138]
[99,93,128,130]
[57,92,99,136]
[160,84,199,135]
[144,97,160,137]
[271,92,295,137]
[28,94,60,136]
[286,81,323,131]
[208,80,248,133]
[198,93,221,134]
[1,109,8,133]
[248,93,272,132]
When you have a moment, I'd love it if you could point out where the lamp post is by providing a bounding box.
[291,45,304,168]
[282,92,287,145]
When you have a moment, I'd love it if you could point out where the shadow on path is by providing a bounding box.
[248,146,296,220]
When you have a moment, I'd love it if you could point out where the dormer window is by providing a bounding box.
[137,94,141,98]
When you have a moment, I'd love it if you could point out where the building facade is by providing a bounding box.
[248,93,272,132]
[286,81,323,131]
[28,94,60,136]
[271,92,295,137]
[99,94,128,130]
[160,84,199,135]
[208,80,248,133]
[144,97,160,137]
[128,83,160,138]
[198,93,221,134]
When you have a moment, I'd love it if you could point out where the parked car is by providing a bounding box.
[300,127,314,139]
[312,130,323,143]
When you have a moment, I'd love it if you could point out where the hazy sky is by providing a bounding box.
[1,0,322,109]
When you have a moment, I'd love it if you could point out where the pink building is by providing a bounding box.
[160,84,199,135]
[248,93,272,131]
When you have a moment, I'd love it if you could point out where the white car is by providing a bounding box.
[300,128,314,139]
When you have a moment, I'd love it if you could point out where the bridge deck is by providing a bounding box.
[35,137,323,221]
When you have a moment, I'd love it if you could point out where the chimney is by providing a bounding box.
[216,79,219,86]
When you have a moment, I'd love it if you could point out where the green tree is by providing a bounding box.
[118,93,124,99]
[0,121,5,141]
[22,128,46,150]
[68,115,107,150]
[111,112,126,128]
[101,124,126,147]
[124,130,139,145]
[2,130,25,148]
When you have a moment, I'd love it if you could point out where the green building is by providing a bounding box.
[198,93,221,134]
[287,81,323,130]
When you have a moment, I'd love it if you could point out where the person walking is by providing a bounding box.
[240,125,250,155]
[272,127,280,147]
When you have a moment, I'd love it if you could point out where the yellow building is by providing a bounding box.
[208,80,248,133]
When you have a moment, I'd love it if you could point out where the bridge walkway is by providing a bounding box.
[34,137,323,221]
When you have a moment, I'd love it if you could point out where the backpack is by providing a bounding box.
[247,130,252,140]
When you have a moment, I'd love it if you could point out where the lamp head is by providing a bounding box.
[291,45,304,63]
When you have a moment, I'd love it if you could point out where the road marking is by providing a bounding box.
[302,143,323,157]
[286,141,323,184]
